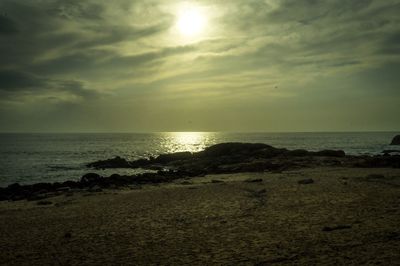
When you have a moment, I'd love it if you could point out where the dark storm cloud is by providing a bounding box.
[32,50,112,75]
[32,44,195,77]
[0,0,171,101]
[48,0,106,21]
[0,69,98,100]
[0,0,168,63]
[56,80,99,99]
[268,0,374,22]
[380,31,400,54]
[72,24,168,50]
[0,14,18,35]
[0,70,45,90]
[218,0,399,55]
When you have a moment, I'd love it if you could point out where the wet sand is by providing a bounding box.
[1,167,400,265]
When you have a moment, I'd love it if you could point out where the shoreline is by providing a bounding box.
[1,142,399,202]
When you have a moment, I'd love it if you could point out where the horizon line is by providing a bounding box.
[0,130,399,134]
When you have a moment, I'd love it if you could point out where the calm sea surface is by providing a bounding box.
[0,132,398,186]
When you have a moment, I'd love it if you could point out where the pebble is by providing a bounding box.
[298,178,314,185]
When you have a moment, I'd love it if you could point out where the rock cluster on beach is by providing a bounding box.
[87,142,399,172]
[87,142,347,172]
[1,142,400,201]
[391,135,400,145]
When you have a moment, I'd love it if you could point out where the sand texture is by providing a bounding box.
[1,167,400,265]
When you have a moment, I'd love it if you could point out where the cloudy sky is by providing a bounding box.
[0,0,399,132]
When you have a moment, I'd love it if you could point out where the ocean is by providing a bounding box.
[0,132,398,186]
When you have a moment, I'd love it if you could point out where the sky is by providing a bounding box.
[0,0,399,132]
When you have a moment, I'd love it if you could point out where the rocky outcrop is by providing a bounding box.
[313,150,346,157]
[84,142,400,174]
[352,155,400,168]
[390,135,400,145]
[86,143,347,171]
[200,142,278,157]
[87,156,133,169]
[0,169,191,201]
[153,152,193,164]
[2,142,400,201]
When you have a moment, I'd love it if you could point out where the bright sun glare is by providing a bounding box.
[177,6,207,37]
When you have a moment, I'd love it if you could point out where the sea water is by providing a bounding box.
[0,132,397,186]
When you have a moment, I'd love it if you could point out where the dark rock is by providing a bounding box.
[27,192,48,201]
[323,159,342,166]
[129,185,142,190]
[286,149,310,157]
[107,173,122,185]
[88,185,102,192]
[64,232,72,239]
[0,189,8,201]
[65,191,74,197]
[390,135,400,145]
[0,174,97,201]
[43,192,60,198]
[382,150,400,155]
[109,174,122,179]
[174,168,206,177]
[314,150,346,157]
[322,225,352,232]
[244,178,263,183]
[80,173,102,184]
[153,152,193,164]
[258,148,287,158]
[7,183,21,194]
[201,142,274,157]
[61,181,80,189]
[57,187,71,192]
[11,194,26,201]
[133,173,171,184]
[146,164,164,171]
[256,189,267,194]
[215,160,285,174]
[87,156,132,169]
[37,200,52,205]
[384,231,400,241]
[9,188,31,201]
[106,174,133,186]
[34,189,48,195]
[130,158,151,168]
[298,178,314,185]
[211,179,224,183]
[355,156,400,168]
[31,183,53,192]
[366,174,385,179]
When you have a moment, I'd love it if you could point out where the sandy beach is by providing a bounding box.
[1,167,399,265]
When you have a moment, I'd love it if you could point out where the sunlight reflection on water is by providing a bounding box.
[162,132,216,153]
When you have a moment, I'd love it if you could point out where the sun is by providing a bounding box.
[176,6,207,37]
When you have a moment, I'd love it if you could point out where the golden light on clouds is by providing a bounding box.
[1,0,399,132]
[176,3,207,37]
